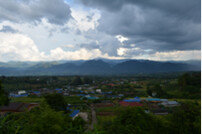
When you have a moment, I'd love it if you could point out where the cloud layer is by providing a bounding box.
[0,0,200,61]
[0,0,71,25]
[77,0,200,52]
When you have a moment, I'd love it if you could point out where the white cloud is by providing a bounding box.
[117,48,127,56]
[0,32,115,61]
[0,33,44,61]
[149,50,201,61]
[116,35,128,44]
[69,8,101,31]
[0,32,200,62]
[49,47,107,60]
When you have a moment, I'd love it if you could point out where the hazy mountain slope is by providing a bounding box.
[0,59,200,76]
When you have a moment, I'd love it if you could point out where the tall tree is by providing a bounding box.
[71,76,83,85]
[44,93,66,111]
[83,77,92,84]
[0,81,9,106]
[147,84,166,97]
[0,104,85,134]
[105,107,167,134]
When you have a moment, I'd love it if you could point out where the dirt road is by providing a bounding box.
[89,106,97,130]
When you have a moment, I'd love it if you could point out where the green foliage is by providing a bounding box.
[44,93,67,111]
[178,73,201,90]
[103,107,167,134]
[71,76,83,85]
[0,103,85,134]
[168,102,201,134]
[177,73,201,99]
[83,77,92,84]
[147,84,166,98]
[100,102,200,134]
[0,81,9,106]
[146,72,201,99]
[0,76,71,91]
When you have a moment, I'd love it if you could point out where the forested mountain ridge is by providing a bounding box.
[0,59,200,76]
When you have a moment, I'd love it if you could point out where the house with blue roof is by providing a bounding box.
[10,93,28,98]
[123,96,141,102]
[76,94,86,97]
[66,107,73,111]
[146,98,161,102]
[55,88,62,91]
[86,96,99,100]
[31,91,41,96]
[69,110,80,120]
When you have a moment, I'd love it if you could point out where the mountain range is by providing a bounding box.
[0,59,200,76]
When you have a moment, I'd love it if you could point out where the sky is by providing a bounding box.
[0,0,200,62]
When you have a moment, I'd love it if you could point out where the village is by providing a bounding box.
[0,77,180,128]
[0,73,200,133]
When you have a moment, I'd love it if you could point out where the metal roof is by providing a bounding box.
[69,110,80,117]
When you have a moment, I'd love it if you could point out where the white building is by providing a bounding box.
[96,89,102,93]
[161,101,179,107]
[18,90,26,95]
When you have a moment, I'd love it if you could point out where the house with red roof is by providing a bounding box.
[119,101,143,107]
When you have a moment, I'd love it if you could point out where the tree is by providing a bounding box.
[105,107,167,134]
[0,103,85,134]
[44,93,66,111]
[146,86,153,96]
[0,81,9,106]
[178,73,201,99]
[146,84,166,97]
[168,102,201,134]
[83,77,92,84]
[71,76,83,85]
[178,73,190,90]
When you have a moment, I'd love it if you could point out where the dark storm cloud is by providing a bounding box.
[77,0,200,22]
[76,0,201,52]
[78,29,122,56]
[0,25,18,33]
[0,0,71,25]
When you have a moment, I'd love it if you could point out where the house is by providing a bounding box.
[96,89,102,93]
[10,93,28,97]
[69,110,80,120]
[107,83,115,87]
[18,90,26,95]
[66,107,73,111]
[31,91,41,96]
[151,109,169,115]
[63,92,69,96]
[86,96,99,100]
[76,94,85,97]
[77,87,82,90]
[145,98,161,103]
[55,88,63,93]
[123,97,141,102]
[0,102,39,116]
[94,103,114,108]
[161,101,179,107]
[119,101,143,107]
[130,81,137,84]
[118,94,124,97]
[102,91,112,95]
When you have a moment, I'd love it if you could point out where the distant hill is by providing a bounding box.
[0,59,200,76]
